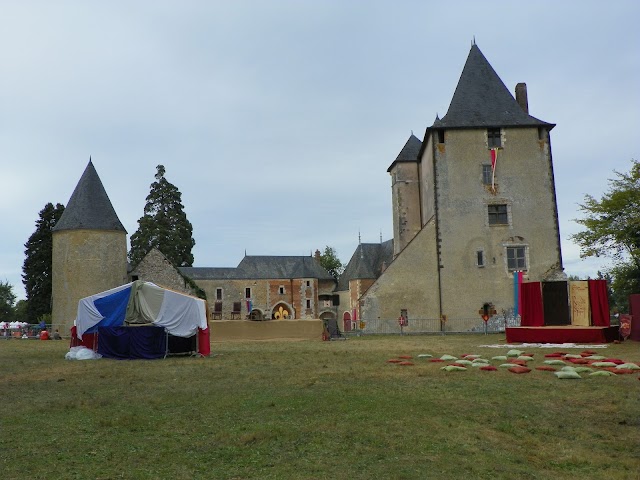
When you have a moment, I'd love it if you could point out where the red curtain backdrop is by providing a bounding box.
[520,282,544,326]
[628,294,640,341]
[588,279,610,326]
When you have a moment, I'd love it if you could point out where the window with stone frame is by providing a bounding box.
[488,128,501,148]
[476,250,485,267]
[216,288,223,301]
[482,164,492,185]
[245,287,251,299]
[506,246,527,271]
[488,204,508,225]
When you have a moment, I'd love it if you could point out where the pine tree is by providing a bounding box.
[129,165,195,268]
[22,202,65,322]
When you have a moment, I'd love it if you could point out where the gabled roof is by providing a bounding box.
[387,134,422,172]
[433,44,554,130]
[180,255,335,281]
[337,240,393,291]
[53,160,126,233]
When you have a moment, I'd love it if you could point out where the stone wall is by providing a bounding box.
[130,248,196,295]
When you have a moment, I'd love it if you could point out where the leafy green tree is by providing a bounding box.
[13,300,29,323]
[22,202,65,322]
[129,165,195,268]
[316,246,344,279]
[571,159,640,312]
[0,281,16,322]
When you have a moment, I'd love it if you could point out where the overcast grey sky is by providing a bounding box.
[1,0,638,300]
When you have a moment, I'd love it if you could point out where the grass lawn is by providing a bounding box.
[1,335,639,479]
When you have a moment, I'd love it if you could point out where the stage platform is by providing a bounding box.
[506,326,619,344]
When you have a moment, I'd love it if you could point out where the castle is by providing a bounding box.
[51,44,564,334]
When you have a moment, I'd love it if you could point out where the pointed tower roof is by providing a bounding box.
[53,160,127,232]
[434,44,554,129]
[387,134,422,172]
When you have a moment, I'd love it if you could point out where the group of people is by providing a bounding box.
[38,320,62,340]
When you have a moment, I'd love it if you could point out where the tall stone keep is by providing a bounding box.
[51,160,128,333]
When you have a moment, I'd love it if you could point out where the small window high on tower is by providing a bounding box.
[488,128,501,148]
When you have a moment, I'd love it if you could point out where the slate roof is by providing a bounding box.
[387,134,422,172]
[180,255,335,281]
[336,240,394,291]
[53,160,126,233]
[432,44,554,130]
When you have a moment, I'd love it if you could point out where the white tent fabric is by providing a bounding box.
[75,281,207,338]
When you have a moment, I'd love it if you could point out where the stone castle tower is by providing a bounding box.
[362,44,564,320]
[51,160,128,333]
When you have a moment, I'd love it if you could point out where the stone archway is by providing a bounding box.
[249,309,265,321]
[319,310,335,321]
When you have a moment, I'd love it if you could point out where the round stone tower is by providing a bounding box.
[51,160,128,334]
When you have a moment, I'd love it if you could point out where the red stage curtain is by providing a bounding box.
[198,327,211,356]
[588,280,610,326]
[520,282,544,326]
[630,294,640,341]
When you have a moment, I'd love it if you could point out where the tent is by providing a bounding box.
[72,281,210,358]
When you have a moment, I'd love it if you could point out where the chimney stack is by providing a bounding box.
[515,83,529,114]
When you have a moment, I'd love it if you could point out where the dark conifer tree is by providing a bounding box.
[22,202,65,321]
[129,165,195,268]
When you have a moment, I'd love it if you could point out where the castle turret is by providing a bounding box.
[51,160,128,334]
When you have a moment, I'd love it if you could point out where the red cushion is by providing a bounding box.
[508,359,527,366]
[508,366,531,374]
[387,359,402,363]
[536,366,557,371]
[430,359,444,362]
[544,353,563,358]
[581,350,598,355]
[603,358,624,365]
[522,353,535,357]
[480,365,497,371]
[568,358,589,364]
[611,368,634,375]
[398,361,414,366]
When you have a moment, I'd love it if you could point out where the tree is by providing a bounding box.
[571,159,640,312]
[316,246,344,279]
[0,281,16,322]
[129,165,195,268]
[22,202,65,322]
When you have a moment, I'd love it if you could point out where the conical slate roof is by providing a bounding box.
[387,134,422,172]
[433,44,554,129]
[337,240,393,291]
[53,160,127,232]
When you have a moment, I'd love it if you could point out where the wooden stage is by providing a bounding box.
[505,325,619,344]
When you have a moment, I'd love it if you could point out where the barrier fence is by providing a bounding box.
[350,313,521,336]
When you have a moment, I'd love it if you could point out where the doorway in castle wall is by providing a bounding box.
[343,312,352,332]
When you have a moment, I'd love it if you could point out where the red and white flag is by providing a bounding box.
[490,148,498,191]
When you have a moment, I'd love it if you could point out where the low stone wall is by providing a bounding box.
[210,319,323,341]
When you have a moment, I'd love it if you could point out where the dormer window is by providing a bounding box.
[488,128,501,148]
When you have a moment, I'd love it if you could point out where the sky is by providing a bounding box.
[1,0,639,300]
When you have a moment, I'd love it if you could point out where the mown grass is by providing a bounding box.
[0,335,638,479]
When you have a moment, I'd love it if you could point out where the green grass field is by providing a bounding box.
[1,335,639,479]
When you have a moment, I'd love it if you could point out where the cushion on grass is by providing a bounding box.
[591,362,617,368]
[544,353,563,358]
[499,364,514,368]
[398,361,414,366]
[522,353,535,357]
[536,366,557,371]
[609,368,635,375]
[581,350,598,355]
[417,354,433,358]
[553,352,568,356]
[508,359,527,366]
[463,354,481,359]
[471,358,489,364]
[387,359,402,363]
[429,359,445,363]
[563,354,583,359]
[492,356,508,361]
[573,367,594,374]
[506,349,523,357]
[568,358,590,365]
[544,360,567,366]
[560,366,577,371]
[589,371,615,377]
[616,363,640,370]
[441,365,467,372]
[585,355,605,360]
[454,359,473,366]
[554,370,582,379]
[440,354,458,361]
[480,365,497,371]
[602,358,624,365]
[516,356,534,362]
[508,366,531,374]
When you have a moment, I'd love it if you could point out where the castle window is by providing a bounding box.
[488,128,501,148]
[482,164,492,185]
[306,280,310,287]
[538,127,546,141]
[278,285,285,295]
[437,130,445,144]
[488,204,508,225]
[216,288,223,301]
[306,299,311,309]
[245,287,252,299]
[131,275,139,281]
[507,246,527,270]
[476,250,485,267]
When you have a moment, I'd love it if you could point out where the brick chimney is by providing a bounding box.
[515,83,528,114]
[314,249,321,261]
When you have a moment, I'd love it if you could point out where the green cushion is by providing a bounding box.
[492,356,508,361]
[454,359,473,366]
[560,366,577,371]
[517,355,534,362]
[506,349,523,357]
[574,367,593,374]
[563,354,583,359]
[585,355,605,360]
[440,354,458,361]
[554,370,582,379]
[544,360,566,366]
[463,354,481,359]
[616,363,640,370]
[471,358,489,364]
[441,365,467,372]
[591,362,617,368]
[499,364,513,368]
[417,354,433,358]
